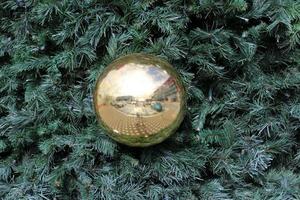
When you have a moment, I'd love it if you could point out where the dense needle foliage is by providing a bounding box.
[0,0,300,199]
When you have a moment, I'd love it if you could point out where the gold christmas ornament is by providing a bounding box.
[93,53,186,147]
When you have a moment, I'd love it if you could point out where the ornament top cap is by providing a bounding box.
[93,53,186,147]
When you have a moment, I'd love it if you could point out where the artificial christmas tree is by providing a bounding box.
[0,0,300,199]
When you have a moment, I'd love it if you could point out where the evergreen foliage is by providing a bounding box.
[0,0,300,199]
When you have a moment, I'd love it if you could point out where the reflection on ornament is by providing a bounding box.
[93,53,186,147]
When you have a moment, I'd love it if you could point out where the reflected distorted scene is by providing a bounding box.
[95,61,182,137]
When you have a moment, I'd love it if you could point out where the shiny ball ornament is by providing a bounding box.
[93,53,186,147]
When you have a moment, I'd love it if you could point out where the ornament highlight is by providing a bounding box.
[93,53,186,147]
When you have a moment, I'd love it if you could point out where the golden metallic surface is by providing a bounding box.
[93,53,186,147]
